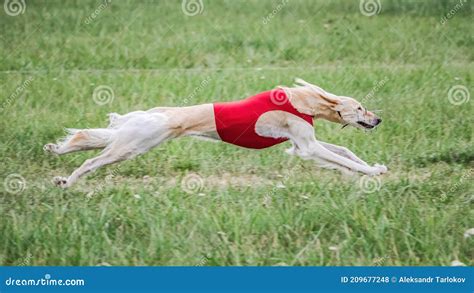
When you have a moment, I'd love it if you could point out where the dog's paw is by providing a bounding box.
[43,143,58,154]
[52,176,68,188]
[368,164,388,176]
[374,164,388,174]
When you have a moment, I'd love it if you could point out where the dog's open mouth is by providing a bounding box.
[357,121,375,129]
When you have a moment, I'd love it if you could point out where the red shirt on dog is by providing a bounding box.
[213,89,314,149]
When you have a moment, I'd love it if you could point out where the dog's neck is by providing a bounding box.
[283,86,342,123]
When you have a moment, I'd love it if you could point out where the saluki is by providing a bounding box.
[44,78,387,188]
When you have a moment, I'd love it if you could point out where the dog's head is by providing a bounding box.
[331,95,382,130]
[286,79,382,130]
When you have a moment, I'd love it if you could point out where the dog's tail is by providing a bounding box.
[107,112,123,128]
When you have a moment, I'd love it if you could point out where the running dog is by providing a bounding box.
[44,78,387,188]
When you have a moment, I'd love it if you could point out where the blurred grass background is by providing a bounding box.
[0,0,472,265]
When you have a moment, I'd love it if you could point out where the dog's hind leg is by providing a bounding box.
[52,147,127,188]
[52,113,175,188]
[44,128,114,155]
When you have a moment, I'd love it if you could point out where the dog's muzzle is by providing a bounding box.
[357,118,381,129]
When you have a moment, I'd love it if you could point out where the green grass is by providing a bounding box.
[0,0,473,266]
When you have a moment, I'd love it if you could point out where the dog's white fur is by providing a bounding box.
[44,78,387,188]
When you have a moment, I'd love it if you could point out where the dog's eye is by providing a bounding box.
[357,107,362,111]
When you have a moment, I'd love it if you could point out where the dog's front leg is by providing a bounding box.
[278,116,386,176]
[299,141,386,176]
[319,142,370,166]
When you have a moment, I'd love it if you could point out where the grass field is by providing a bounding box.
[0,0,473,266]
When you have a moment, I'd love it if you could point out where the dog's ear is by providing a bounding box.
[294,78,341,106]
[318,92,341,107]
